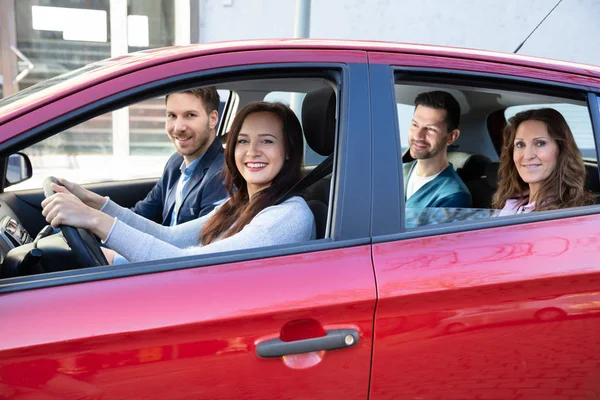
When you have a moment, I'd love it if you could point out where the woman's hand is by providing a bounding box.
[55,178,106,210]
[41,184,114,240]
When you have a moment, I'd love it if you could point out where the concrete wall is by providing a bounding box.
[196,0,600,66]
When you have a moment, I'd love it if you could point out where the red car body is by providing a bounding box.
[0,39,599,399]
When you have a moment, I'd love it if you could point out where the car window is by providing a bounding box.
[7,91,232,191]
[394,81,599,231]
[6,97,172,191]
[0,64,103,109]
[397,103,414,153]
[406,207,497,228]
[3,74,341,251]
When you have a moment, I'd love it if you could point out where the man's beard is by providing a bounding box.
[409,142,443,160]
[180,122,211,157]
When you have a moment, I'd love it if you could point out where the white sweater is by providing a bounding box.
[102,196,316,263]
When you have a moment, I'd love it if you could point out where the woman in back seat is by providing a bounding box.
[492,108,594,215]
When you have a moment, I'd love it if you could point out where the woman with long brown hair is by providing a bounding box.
[492,107,594,214]
[41,102,316,263]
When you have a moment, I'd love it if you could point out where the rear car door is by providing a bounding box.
[0,49,375,399]
[368,51,600,399]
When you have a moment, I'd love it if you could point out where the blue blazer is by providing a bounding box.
[133,138,227,225]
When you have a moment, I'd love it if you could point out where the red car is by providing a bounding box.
[0,39,599,399]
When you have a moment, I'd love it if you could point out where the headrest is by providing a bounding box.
[447,151,492,181]
[486,162,500,188]
[585,163,600,192]
[302,87,336,156]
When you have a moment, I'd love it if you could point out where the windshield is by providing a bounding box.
[0,64,103,109]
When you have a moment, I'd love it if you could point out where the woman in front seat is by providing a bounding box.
[41,102,316,263]
[492,107,594,214]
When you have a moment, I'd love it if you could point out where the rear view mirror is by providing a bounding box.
[5,153,32,188]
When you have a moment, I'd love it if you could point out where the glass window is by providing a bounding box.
[397,103,414,153]
[7,100,172,191]
[395,82,598,231]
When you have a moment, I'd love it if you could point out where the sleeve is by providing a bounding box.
[104,198,213,248]
[104,198,315,263]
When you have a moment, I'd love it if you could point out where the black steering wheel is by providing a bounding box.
[43,177,108,268]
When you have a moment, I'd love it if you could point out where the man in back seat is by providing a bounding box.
[404,91,472,208]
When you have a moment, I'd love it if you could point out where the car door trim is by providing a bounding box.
[0,237,371,294]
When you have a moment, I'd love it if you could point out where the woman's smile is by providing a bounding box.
[234,111,286,198]
[245,162,268,171]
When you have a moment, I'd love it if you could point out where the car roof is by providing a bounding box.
[1,39,599,126]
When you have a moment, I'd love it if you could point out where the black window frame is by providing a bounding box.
[0,61,373,294]
[370,65,600,242]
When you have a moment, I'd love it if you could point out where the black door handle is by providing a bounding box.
[256,329,360,358]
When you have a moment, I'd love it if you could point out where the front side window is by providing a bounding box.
[7,97,173,191]
[1,74,340,280]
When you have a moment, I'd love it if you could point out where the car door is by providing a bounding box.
[0,49,375,399]
[368,51,600,399]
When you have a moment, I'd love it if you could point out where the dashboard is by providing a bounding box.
[0,215,32,247]
[0,202,32,264]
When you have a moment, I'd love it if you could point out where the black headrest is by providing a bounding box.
[302,87,336,156]
[486,162,500,188]
[447,151,492,181]
[585,163,600,192]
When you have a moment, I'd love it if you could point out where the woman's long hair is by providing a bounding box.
[200,102,304,244]
[492,108,594,210]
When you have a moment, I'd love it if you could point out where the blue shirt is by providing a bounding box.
[170,156,203,226]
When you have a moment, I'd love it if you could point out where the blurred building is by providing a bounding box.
[1,0,598,160]
[3,0,600,99]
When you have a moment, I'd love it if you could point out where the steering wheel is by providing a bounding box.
[43,176,108,268]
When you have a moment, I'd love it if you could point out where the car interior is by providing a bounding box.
[0,76,340,278]
[395,83,600,212]
[1,75,599,277]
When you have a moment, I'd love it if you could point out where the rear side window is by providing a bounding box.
[394,81,598,231]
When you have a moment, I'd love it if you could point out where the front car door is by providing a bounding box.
[0,47,375,399]
[368,49,600,399]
